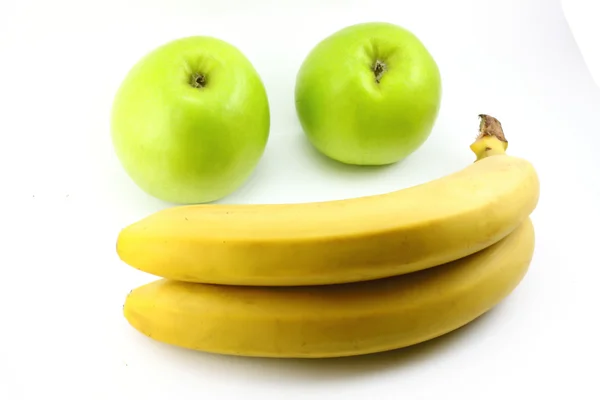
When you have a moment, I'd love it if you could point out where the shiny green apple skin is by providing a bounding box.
[111,36,270,204]
[295,22,442,166]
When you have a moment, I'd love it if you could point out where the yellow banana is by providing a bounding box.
[117,115,540,286]
[124,218,535,358]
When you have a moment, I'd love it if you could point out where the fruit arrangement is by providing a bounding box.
[112,22,540,358]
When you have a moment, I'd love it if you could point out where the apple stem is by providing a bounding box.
[190,73,206,89]
[372,60,387,84]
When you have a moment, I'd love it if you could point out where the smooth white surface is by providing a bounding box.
[1,0,599,399]
[562,0,600,87]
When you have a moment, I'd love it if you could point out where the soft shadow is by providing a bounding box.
[152,307,502,382]
[296,132,405,177]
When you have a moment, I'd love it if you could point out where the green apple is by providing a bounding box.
[111,36,270,204]
[295,22,442,165]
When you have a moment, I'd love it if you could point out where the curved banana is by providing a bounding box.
[124,218,535,358]
[117,115,540,286]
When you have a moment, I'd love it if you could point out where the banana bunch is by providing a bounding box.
[118,115,540,358]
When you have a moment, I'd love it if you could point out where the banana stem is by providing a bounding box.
[470,114,508,161]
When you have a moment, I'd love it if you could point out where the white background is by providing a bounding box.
[1,0,599,399]
[563,0,600,87]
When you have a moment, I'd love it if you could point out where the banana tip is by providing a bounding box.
[477,114,507,143]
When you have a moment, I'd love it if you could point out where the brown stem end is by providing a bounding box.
[477,114,507,143]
